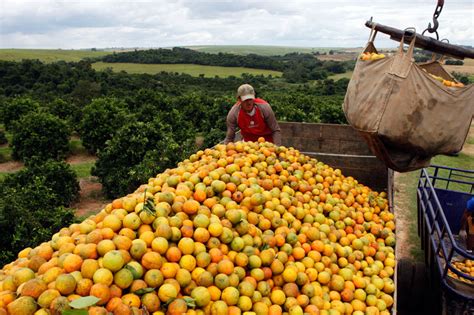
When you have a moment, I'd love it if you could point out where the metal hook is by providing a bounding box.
[422,0,444,40]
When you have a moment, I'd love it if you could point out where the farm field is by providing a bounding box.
[0,49,110,63]
[328,71,353,80]
[184,45,338,56]
[92,62,283,77]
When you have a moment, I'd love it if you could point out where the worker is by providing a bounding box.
[459,196,474,249]
[224,84,281,145]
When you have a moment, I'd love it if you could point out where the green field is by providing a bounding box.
[328,71,353,80]
[70,162,94,178]
[92,62,282,78]
[184,45,339,56]
[0,49,110,63]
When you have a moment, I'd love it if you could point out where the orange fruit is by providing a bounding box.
[191,286,211,307]
[157,283,178,303]
[182,200,199,215]
[121,293,141,308]
[167,298,188,315]
[90,283,111,305]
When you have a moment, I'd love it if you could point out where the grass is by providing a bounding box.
[70,162,94,178]
[92,62,282,78]
[184,45,339,56]
[398,171,424,261]
[328,71,353,80]
[69,138,88,156]
[0,49,110,63]
[0,146,12,163]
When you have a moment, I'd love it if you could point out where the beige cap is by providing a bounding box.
[237,84,255,101]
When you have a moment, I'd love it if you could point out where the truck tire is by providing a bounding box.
[412,262,427,312]
[397,258,429,314]
[397,258,415,314]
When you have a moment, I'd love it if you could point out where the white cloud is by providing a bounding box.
[0,0,472,49]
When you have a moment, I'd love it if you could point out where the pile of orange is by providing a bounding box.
[359,52,385,61]
[0,139,395,315]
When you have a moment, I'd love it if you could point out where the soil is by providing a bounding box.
[72,176,110,218]
[66,154,110,218]
[0,160,23,173]
[66,153,97,164]
[393,173,415,259]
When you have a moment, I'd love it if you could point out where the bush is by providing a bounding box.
[451,72,471,85]
[1,97,40,131]
[0,176,75,266]
[4,159,80,206]
[445,59,464,65]
[79,97,134,154]
[203,128,226,148]
[93,120,188,198]
[0,129,7,145]
[11,112,70,162]
[319,99,347,124]
[44,98,81,130]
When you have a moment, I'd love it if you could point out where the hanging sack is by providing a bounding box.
[343,27,474,172]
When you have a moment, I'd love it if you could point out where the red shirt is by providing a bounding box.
[224,98,281,145]
[238,98,273,142]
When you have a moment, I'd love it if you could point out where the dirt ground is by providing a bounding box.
[72,177,109,218]
[393,173,414,259]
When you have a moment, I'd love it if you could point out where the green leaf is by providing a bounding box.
[68,296,101,309]
[183,296,196,308]
[134,287,155,295]
[62,310,89,315]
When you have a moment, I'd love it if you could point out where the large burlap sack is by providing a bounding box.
[343,28,474,172]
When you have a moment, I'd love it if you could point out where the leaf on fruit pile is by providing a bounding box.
[69,296,101,309]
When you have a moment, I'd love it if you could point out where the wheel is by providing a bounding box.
[397,258,415,314]
[412,262,427,312]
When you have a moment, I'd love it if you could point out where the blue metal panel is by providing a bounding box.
[435,188,474,234]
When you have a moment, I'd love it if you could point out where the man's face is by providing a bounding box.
[240,98,255,112]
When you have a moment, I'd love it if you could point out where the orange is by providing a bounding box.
[191,286,211,307]
[157,283,178,303]
[121,293,141,308]
[141,252,162,270]
[75,278,93,296]
[90,283,111,305]
[166,246,182,262]
[55,274,76,295]
[141,292,160,313]
[20,278,47,299]
[182,200,199,215]
[221,287,240,306]
[167,298,188,315]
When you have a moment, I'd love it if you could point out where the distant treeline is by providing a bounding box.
[99,47,355,83]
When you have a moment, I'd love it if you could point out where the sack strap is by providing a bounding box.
[389,28,417,78]
[368,23,378,42]
[429,39,449,62]
[397,28,417,59]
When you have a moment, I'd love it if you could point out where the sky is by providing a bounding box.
[0,0,472,49]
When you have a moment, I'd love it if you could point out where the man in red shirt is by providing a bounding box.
[224,84,281,145]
